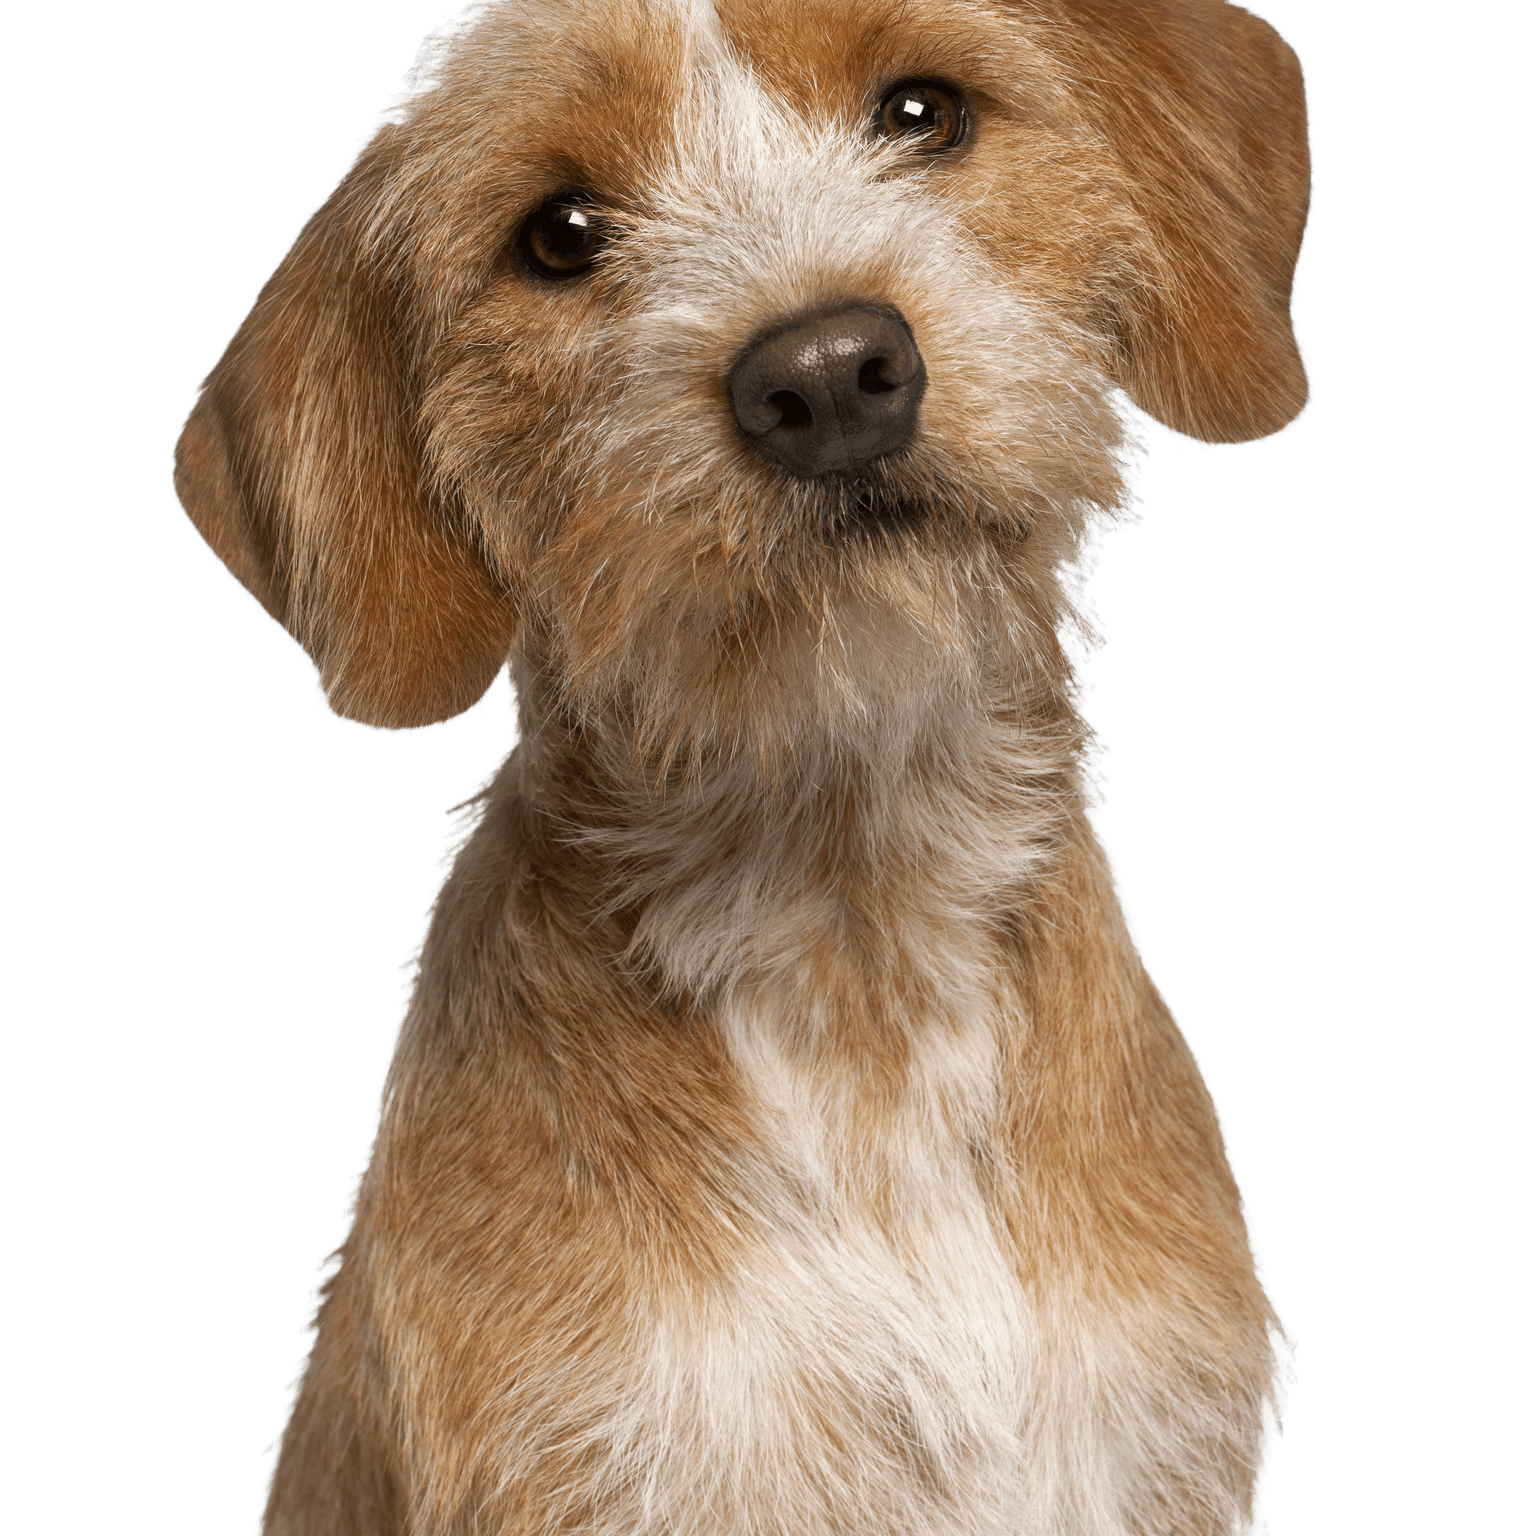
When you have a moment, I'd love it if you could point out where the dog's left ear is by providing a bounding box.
[1063,0,1310,442]
[175,141,518,728]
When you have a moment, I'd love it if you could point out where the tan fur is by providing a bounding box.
[176,1,1307,1530]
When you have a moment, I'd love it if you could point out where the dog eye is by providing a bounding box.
[874,80,967,152]
[518,194,608,280]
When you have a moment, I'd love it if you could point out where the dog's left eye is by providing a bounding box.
[517,193,608,280]
[874,80,968,152]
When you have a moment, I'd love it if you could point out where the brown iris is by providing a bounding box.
[874,80,968,153]
[519,194,606,279]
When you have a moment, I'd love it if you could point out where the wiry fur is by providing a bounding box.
[175,1,1307,1531]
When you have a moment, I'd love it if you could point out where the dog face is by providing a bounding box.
[176,0,1307,749]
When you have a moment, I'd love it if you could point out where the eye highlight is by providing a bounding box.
[874,80,968,153]
[517,193,607,280]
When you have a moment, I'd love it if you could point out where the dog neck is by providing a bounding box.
[507,642,1084,1014]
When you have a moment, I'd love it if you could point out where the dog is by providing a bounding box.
[175,1,1308,1530]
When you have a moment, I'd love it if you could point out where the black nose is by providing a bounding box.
[727,305,926,478]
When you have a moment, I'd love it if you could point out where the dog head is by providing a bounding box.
[176,0,1307,754]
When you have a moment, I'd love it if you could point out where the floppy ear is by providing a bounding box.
[174,141,517,727]
[1062,0,1310,442]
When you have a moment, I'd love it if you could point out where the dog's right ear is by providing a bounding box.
[175,140,518,728]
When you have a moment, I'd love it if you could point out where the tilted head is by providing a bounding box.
[175,0,1308,758]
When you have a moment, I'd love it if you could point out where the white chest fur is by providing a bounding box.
[586,988,1032,1536]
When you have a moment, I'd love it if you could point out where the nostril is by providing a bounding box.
[768,390,813,428]
[858,357,898,395]
[860,357,897,396]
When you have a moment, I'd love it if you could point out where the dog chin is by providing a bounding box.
[813,477,926,542]
[788,447,1047,552]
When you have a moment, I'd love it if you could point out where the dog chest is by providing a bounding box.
[569,988,1035,1535]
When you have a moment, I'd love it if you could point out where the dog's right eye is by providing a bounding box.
[518,194,607,280]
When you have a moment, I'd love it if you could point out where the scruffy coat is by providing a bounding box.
[176,2,1308,1532]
